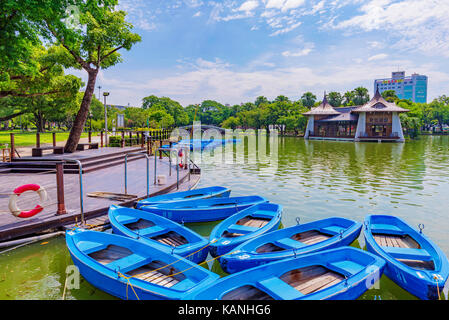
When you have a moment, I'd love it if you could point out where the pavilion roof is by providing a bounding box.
[303,94,341,116]
[351,89,409,113]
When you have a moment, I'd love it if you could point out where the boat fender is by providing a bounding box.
[8,184,48,218]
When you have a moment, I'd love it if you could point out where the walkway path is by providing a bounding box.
[0,149,200,241]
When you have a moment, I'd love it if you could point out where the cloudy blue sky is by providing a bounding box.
[71,0,449,107]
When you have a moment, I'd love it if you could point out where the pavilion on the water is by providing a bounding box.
[303,89,409,142]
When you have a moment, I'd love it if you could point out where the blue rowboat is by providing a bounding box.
[137,196,268,223]
[185,247,385,300]
[66,229,219,300]
[136,186,230,207]
[209,203,282,258]
[108,205,209,264]
[364,215,449,300]
[221,217,362,274]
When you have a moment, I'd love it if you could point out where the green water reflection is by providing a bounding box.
[1,135,448,300]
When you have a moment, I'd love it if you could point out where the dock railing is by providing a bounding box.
[155,146,190,190]
[64,159,85,225]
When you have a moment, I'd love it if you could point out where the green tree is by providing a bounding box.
[221,116,240,129]
[382,90,399,103]
[327,92,343,107]
[353,87,370,105]
[343,91,355,106]
[255,96,269,107]
[301,92,317,108]
[37,1,141,152]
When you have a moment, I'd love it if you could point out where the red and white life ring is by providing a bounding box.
[8,184,48,218]
[178,149,184,168]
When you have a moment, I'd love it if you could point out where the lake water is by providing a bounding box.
[1,135,449,300]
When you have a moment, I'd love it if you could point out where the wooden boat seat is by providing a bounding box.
[106,254,147,271]
[227,224,258,235]
[319,226,344,236]
[327,260,365,276]
[138,226,166,237]
[382,247,432,261]
[258,277,304,300]
[78,240,106,254]
[370,224,403,234]
[275,238,307,249]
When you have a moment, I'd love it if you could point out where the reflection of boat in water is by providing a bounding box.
[162,139,241,151]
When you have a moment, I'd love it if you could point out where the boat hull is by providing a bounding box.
[66,229,219,300]
[138,196,268,223]
[108,205,209,264]
[364,214,449,300]
[209,203,283,258]
[221,217,363,274]
[136,186,231,207]
[185,247,386,300]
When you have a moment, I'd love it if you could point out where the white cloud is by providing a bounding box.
[239,1,259,12]
[282,0,305,12]
[282,42,314,57]
[368,53,388,61]
[270,21,302,36]
[193,11,202,17]
[332,0,449,56]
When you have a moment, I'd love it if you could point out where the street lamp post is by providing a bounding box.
[103,92,110,146]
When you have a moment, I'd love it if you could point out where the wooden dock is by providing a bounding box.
[0,147,200,242]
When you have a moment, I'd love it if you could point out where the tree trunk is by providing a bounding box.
[64,69,99,153]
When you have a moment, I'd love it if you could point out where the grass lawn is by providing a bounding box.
[0,131,95,148]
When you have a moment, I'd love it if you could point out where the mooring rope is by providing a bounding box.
[115,237,238,300]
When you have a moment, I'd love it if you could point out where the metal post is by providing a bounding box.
[121,131,125,148]
[100,131,104,147]
[176,152,179,190]
[103,92,109,147]
[124,152,150,197]
[10,133,14,160]
[36,132,40,148]
[52,132,56,147]
[65,160,84,225]
[56,162,67,215]
[154,153,157,185]
[124,155,128,195]
[88,131,92,143]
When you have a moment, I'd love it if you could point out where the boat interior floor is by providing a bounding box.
[291,230,332,246]
[151,231,188,247]
[280,265,344,295]
[222,285,275,300]
[222,216,271,238]
[125,219,155,231]
[256,242,286,253]
[126,260,185,288]
[373,233,435,270]
[88,245,133,265]
[237,216,270,228]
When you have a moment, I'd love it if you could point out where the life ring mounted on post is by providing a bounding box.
[8,184,48,218]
